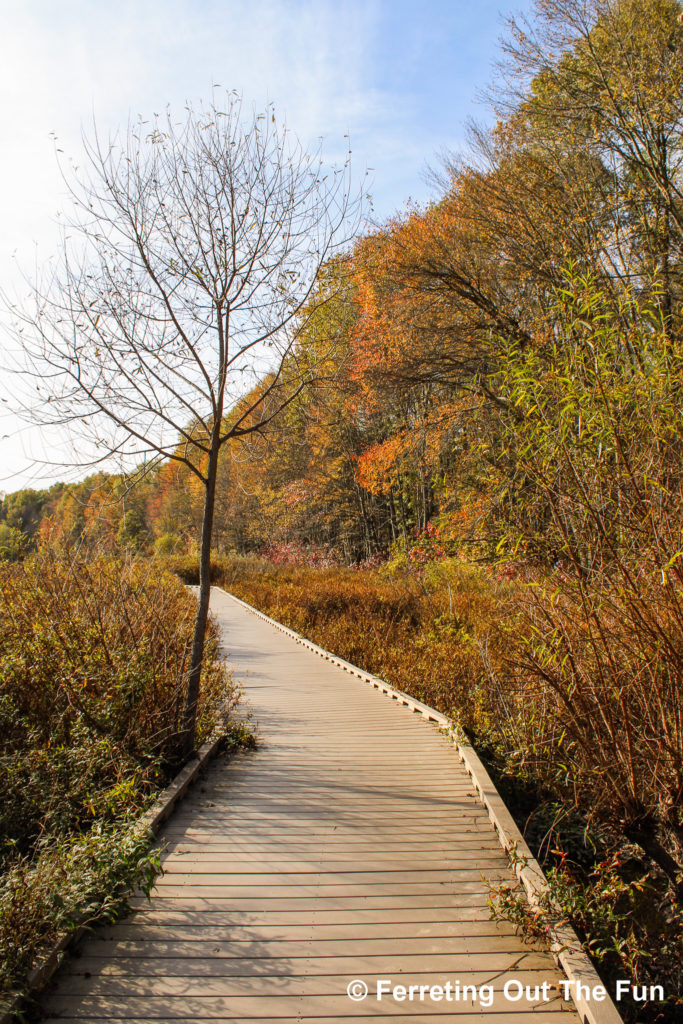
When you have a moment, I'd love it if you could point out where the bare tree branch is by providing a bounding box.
[2,92,363,758]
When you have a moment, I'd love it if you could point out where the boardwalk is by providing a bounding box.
[43,587,583,1022]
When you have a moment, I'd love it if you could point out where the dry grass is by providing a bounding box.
[0,550,237,998]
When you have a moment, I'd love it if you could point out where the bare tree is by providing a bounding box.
[5,94,361,757]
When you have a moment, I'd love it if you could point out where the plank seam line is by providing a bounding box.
[216,585,624,1024]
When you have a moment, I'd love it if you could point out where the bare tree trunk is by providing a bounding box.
[7,96,361,764]
[181,440,220,759]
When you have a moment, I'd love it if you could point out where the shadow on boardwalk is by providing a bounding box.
[40,587,582,1023]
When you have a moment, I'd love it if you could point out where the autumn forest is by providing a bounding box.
[2,1,683,1019]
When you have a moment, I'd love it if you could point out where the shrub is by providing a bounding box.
[0,550,236,997]
[154,532,182,555]
[0,822,160,994]
[0,525,26,562]
[491,276,683,896]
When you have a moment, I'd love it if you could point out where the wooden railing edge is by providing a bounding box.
[217,584,625,1024]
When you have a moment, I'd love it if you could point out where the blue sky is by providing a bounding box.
[0,0,533,490]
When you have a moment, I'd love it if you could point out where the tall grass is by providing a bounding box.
[0,551,236,998]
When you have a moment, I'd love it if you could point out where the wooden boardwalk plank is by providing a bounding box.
[41,587,584,1022]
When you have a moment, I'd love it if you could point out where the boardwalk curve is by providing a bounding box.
[42,587,612,1022]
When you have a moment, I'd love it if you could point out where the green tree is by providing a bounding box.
[0,524,26,561]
